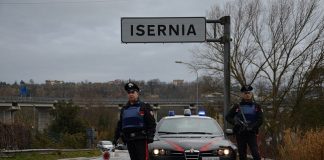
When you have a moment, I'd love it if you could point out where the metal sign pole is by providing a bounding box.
[223,16,231,130]
[207,16,231,129]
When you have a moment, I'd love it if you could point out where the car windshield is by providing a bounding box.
[102,141,112,145]
[157,117,223,136]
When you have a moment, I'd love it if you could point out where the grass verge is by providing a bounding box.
[0,149,102,160]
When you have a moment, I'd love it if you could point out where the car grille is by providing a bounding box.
[184,149,199,160]
[200,151,214,156]
[170,151,184,155]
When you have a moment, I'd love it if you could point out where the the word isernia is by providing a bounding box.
[130,24,197,36]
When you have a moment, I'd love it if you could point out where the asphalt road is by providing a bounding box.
[58,150,130,160]
[108,150,130,160]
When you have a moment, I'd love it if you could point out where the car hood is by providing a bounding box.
[148,135,235,152]
[103,145,113,148]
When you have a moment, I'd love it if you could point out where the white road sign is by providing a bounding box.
[121,17,206,43]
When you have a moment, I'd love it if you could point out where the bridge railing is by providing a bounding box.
[0,96,70,103]
[0,96,222,105]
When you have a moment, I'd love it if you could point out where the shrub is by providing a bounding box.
[0,123,31,149]
[31,131,58,148]
[58,133,86,149]
[278,128,324,160]
[31,131,87,149]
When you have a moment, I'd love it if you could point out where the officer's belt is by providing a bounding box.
[125,130,147,138]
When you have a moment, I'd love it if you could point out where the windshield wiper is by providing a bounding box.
[177,132,213,135]
[158,131,178,134]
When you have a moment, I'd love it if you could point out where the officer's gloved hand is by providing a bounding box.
[113,139,117,146]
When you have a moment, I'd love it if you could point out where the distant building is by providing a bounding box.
[45,80,64,85]
[172,80,184,86]
[108,79,123,85]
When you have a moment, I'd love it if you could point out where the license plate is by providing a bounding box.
[202,157,220,160]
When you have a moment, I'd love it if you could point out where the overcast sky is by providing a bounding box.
[0,0,225,84]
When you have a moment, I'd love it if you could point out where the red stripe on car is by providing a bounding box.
[199,140,217,152]
[164,140,184,152]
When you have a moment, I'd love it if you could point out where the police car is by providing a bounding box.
[148,109,237,160]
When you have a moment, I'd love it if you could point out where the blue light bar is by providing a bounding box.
[168,110,175,116]
[198,110,206,116]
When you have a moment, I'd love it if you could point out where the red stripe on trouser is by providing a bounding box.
[145,140,148,160]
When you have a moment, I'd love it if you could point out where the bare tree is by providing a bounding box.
[195,0,262,85]
[193,0,324,155]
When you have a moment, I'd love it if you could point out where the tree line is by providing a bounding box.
[0,78,221,99]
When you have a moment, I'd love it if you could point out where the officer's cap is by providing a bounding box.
[240,85,253,92]
[124,82,140,92]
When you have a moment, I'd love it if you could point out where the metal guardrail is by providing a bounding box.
[0,149,96,157]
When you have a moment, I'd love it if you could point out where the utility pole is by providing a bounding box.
[175,61,199,114]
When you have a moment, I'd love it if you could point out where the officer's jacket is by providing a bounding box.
[226,100,263,134]
[114,100,156,142]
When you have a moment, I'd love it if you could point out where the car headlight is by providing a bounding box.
[153,149,166,155]
[153,149,159,155]
[217,148,231,156]
[160,149,166,155]
[224,148,230,155]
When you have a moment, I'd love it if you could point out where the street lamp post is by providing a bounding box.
[175,61,199,112]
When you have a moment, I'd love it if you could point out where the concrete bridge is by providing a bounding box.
[0,96,223,131]
[0,97,58,132]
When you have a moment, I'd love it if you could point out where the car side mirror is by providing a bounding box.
[225,129,233,135]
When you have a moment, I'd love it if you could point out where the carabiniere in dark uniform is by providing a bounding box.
[226,85,263,160]
[113,82,156,160]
